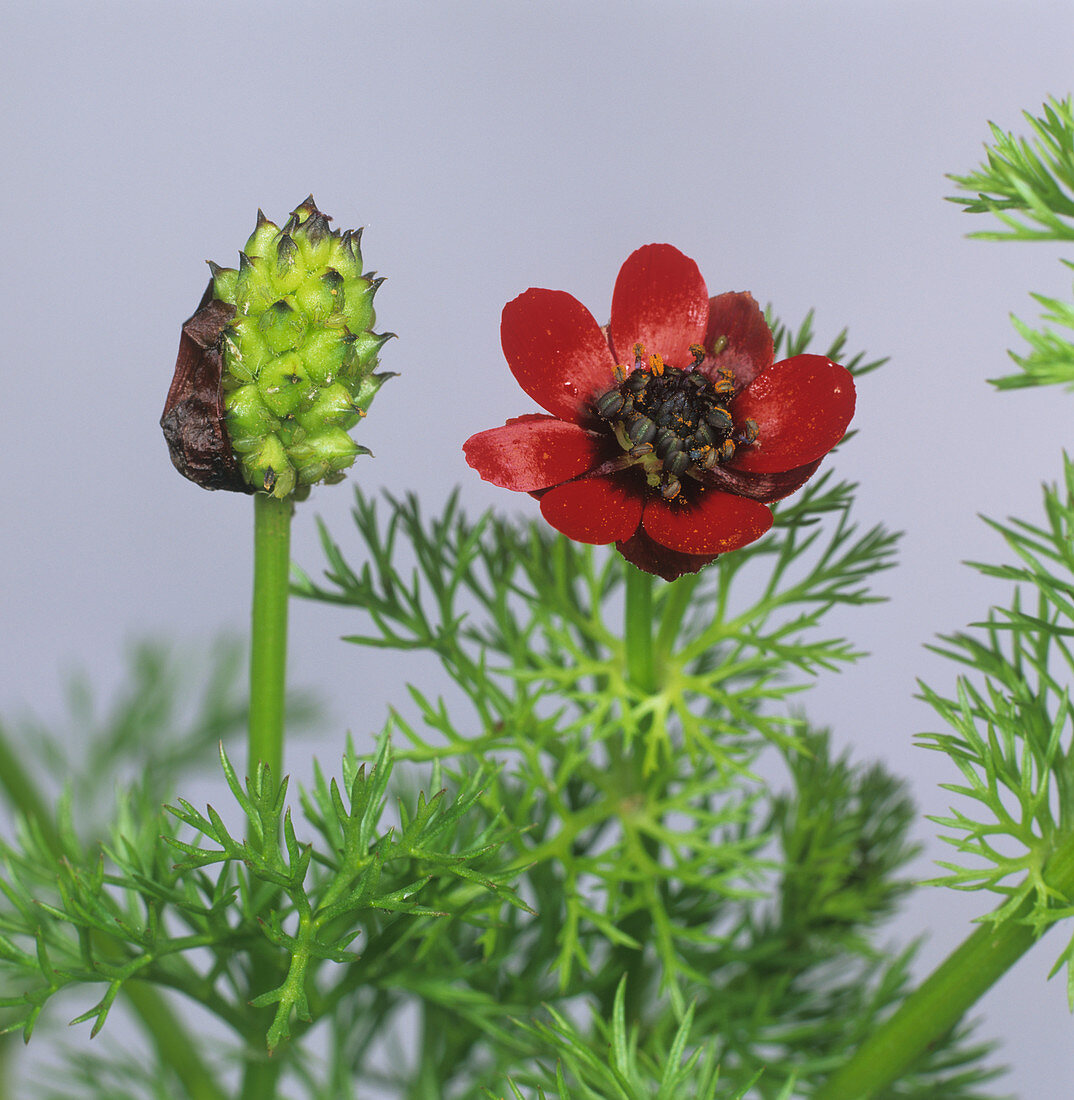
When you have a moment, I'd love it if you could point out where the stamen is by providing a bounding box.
[592,346,760,502]
[597,390,626,418]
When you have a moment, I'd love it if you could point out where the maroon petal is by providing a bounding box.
[539,476,643,544]
[615,532,718,582]
[501,289,618,423]
[730,355,856,473]
[642,490,773,555]
[609,245,709,369]
[463,416,602,492]
[702,457,823,504]
[702,291,774,392]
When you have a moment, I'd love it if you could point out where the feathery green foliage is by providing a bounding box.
[949,96,1074,389]
[919,455,1074,992]
[2,305,1012,1100]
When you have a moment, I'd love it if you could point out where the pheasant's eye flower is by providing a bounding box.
[463,245,856,581]
[162,196,394,500]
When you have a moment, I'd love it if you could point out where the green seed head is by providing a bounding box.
[210,197,393,499]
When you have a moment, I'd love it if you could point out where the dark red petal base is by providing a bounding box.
[615,532,719,582]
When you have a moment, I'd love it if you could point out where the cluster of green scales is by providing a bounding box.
[211,197,392,499]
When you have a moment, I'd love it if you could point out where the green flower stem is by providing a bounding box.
[249,492,293,781]
[243,492,294,1100]
[240,1057,283,1100]
[624,565,658,694]
[126,982,227,1100]
[601,565,661,1023]
[654,572,701,671]
[816,834,1074,1100]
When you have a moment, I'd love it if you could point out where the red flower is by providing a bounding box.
[463,245,856,582]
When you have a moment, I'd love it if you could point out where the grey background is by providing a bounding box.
[4,0,1074,1093]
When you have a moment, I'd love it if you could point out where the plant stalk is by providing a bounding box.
[239,1055,283,1100]
[248,492,293,781]
[600,565,661,1023]
[624,564,658,695]
[816,832,1074,1099]
[126,982,228,1100]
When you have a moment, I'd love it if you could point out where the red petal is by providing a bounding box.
[703,291,774,391]
[609,245,709,369]
[642,490,773,555]
[463,416,602,492]
[615,531,718,581]
[539,477,643,544]
[701,457,823,504]
[729,355,856,473]
[501,289,618,423]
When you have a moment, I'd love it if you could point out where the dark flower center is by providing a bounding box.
[594,342,758,501]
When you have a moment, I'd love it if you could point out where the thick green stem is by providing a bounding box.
[816,833,1074,1100]
[126,983,227,1100]
[239,1055,283,1100]
[249,492,293,781]
[653,572,700,672]
[600,566,661,1022]
[243,492,294,1100]
[624,565,658,694]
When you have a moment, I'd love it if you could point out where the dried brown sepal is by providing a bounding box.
[161,283,253,493]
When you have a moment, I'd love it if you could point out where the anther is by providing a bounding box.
[689,343,706,365]
[628,416,657,445]
[692,422,714,446]
[661,477,682,500]
[705,407,733,433]
[596,390,626,419]
[613,363,628,383]
[654,427,679,458]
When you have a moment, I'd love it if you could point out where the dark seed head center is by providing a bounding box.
[595,343,757,500]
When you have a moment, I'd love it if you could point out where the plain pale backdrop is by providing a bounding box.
[4,0,1074,1093]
